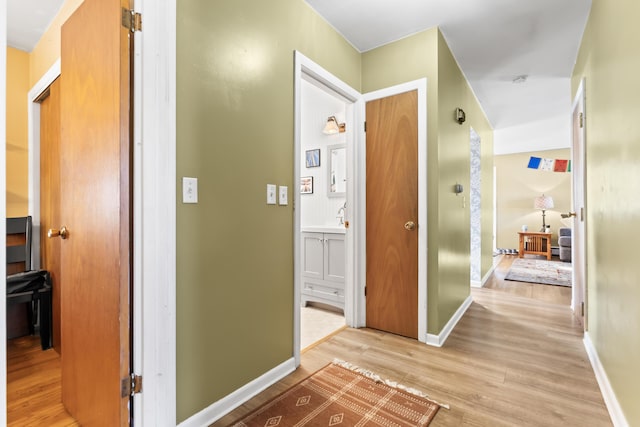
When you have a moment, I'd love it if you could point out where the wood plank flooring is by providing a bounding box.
[8,255,608,426]
[215,256,611,426]
[6,336,78,426]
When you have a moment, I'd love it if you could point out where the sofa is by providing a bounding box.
[558,227,572,262]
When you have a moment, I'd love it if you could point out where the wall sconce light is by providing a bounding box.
[454,183,463,195]
[323,116,346,135]
[455,108,466,125]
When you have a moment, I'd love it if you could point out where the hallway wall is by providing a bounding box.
[572,0,640,424]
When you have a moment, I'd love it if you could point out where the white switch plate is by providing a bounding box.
[182,177,198,203]
[266,184,277,205]
[279,186,288,205]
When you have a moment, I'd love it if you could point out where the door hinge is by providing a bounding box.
[579,112,584,128]
[122,8,142,32]
[364,121,367,132]
[581,302,585,317]
[122,374,143,397]
[364,286,367,297]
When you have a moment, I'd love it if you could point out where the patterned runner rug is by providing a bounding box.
[231,360,447,426]
[505,258,572,287]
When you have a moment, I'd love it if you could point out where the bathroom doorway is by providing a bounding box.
[293,52,361,362]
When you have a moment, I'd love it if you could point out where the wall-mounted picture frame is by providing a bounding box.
[300,176,313,194]
[305,149,320,168]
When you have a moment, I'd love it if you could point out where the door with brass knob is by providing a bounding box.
[366,90,419,339]
[47,226,69,239]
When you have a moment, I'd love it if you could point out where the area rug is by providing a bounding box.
[505,258,572,287]
[230,360,447,426]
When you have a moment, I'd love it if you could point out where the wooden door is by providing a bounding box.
[39,77,62,352]
[572,85,587,328]
[365,90,418,339]
[59,0,133,424]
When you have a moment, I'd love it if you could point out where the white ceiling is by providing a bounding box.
[7,0,65,52]
[7,0,592,150]
[305,0,592,139]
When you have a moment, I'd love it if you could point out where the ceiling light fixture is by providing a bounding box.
[512,75,528,84]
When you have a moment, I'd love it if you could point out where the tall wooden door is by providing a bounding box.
[366,90,419,339]
[57,0,133,424]
[39,77,62,352]
[572,84,587,328]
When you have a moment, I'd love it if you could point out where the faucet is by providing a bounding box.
[337,202,346,225]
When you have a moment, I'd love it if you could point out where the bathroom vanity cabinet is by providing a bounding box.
[301,231,345,310]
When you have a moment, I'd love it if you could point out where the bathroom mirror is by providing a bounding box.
[328,144,346,197]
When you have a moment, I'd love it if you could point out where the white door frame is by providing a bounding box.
[293,52,362,366]
[2,1,177,425]
[571,78,587,326]
[361,80,428,343]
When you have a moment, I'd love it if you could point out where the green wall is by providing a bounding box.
[177,4,495,420]
[362,29,494,334]
[572,0,640,424]
[176,0,360,421]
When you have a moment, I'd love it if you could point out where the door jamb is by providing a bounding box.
[571,78,587,327]
[293,52,362,366]
[361,79,428,343]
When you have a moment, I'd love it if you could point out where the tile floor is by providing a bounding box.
[300,304,345,350]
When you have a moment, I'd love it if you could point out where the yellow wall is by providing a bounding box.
[362,29,494,333]
[176,0,360,421]
[5,0,82,218]
[29,0,82,87]
[6,47,29,217]
[495,149,571,248]
[572,0,640,424]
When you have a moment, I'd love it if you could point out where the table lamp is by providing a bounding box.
[534,194,554,231]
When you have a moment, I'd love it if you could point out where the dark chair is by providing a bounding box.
[6,216,53,350]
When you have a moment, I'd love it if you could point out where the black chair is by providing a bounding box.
[6,216,53,350]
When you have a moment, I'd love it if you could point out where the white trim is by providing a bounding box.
[293,52,362,366]
[177,358,296,427]
[134,0,177,424]
[583,333,629,427]
[362,79,428,343]
[471,262,498,288]
[1,0,8,422]
[27,59,61,270]
[426,295,473,347]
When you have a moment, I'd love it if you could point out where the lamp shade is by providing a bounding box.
[534,194,554,210]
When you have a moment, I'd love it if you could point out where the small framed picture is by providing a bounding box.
[300,176,313,194]
[305,149,320,168]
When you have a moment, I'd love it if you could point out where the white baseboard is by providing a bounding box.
[178,358,296,427]
[583,332,629,427]
[426,295,473,347]
[471,261,499,288]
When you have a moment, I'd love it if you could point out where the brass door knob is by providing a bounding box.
[404,221,416,231]
[48,226,69,239]
[561,212,577,218]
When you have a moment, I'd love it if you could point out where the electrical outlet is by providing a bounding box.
[267,184,277,205]
[279,186,288,205]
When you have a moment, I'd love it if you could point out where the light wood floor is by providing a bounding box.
[8,256,609,426]
[215,255,611,426]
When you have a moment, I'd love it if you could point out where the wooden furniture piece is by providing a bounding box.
[301,232,345,310]
[518,231,552,260]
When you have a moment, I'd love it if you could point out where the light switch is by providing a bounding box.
[267,184,277,205]
[182,177,198,203]
[279,186,288,205]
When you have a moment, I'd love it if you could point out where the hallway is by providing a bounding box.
[216,258,610,426]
